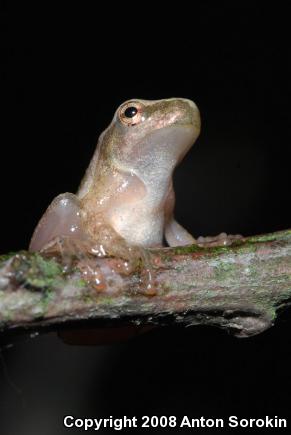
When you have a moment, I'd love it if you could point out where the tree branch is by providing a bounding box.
[0,229,290,339]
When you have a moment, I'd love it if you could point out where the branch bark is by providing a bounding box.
[0,229,290,339]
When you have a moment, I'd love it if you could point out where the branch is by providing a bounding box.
[0,229,290,339]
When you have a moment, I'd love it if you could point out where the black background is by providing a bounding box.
[0,3,291,434]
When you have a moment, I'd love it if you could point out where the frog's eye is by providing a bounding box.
[118,102,144,126]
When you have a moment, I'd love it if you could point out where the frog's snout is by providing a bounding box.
[168,98,201,131]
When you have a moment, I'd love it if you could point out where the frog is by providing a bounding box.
[29,98,240,255]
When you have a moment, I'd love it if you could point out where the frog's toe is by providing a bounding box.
[197,233,243,247]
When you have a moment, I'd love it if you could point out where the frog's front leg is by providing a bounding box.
[164,186,242,248]
[164,185,196,247]
[29,193,86,252]
[165,219,196,246]
[165,218,242,248]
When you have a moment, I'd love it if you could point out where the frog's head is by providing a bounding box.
[99,98,201,177]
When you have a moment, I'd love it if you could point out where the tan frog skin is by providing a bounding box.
[29,98,202,252]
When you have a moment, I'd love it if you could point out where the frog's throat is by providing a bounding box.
[115,123,197,185]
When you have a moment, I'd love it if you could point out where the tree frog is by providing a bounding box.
[29,98,239,254]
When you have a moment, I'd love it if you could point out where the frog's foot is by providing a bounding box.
[196,232,243,248]
[87,223,157,295]
[40,236,95,263]
[83,222,140,262]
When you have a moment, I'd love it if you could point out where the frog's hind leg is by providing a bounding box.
[29,193,85,252]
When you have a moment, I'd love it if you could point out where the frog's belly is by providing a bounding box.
[108,205,164,247]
